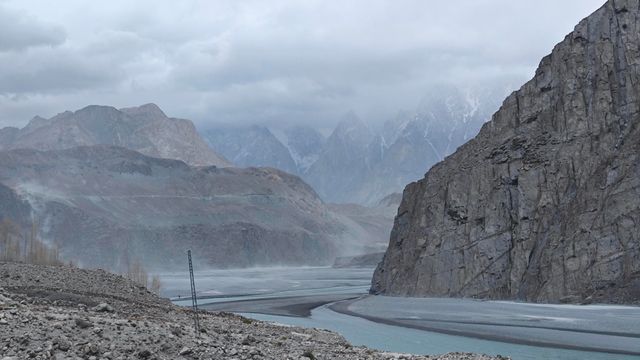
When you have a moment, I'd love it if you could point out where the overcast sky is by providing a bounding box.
[0,0,605,130]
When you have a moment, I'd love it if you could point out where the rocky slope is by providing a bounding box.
[0,146,361,269]
[372,0,640,304]
[0,262,506,360]
[0,103,230,167]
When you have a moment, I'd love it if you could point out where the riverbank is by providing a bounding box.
[0,262,504,359]
[201,293,361,317]
[162,266,640,359]
[330,296,640,356]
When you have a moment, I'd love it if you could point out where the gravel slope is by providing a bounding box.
[0,262,508,360]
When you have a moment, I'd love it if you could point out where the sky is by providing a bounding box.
[0,0,606,130]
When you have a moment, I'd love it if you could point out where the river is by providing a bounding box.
[161,266,640,360]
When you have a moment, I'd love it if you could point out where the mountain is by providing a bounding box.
[0,103,229,167]
[279,125,326,173]
[372,0,640,304]
[195,86,510,206]
[0,145,366,269]
[304,112,380,203]
[303,87,509,205]
[378,85,507,183]
[203,125,298,174]
[0,126,18,146]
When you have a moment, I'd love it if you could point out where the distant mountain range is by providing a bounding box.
[0,103,230,167]
[0,83,514,269]
[0,146,365,269]
[203,84,515,205]
[0,104,386,270]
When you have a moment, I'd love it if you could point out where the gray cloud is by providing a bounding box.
[0,5,66,52]
[0,0,606,129]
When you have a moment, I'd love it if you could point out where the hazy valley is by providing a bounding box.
[1,0,639,359]
[0,105,394,271]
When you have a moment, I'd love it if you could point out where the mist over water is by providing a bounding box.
[160,266,373,301]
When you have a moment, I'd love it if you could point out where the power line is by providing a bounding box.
[187,249,200,335]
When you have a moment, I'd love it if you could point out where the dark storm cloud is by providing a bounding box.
[0,0,606,129]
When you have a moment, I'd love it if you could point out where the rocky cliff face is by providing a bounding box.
[0,146,358,269]
[372,0,640,304]
[0,103,230,167]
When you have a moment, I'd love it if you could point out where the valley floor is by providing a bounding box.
[332,296,640,357]
[0,262,503,360]
[162,266,640,360]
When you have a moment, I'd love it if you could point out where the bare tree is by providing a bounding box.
[0,218,61,265]
[150,274,162,295]
[0,218,21,261]
[127,258,149,288]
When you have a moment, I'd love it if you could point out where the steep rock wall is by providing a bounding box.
[372,0,640,303]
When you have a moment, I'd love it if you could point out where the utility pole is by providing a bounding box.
[187,249,200,335]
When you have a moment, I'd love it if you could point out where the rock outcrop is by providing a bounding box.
[0,103,230,167]
[372,0,640,304]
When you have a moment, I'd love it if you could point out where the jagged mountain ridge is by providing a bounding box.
[279,125,326,173]
[203,124,327,176]
[203,125,298,174]
[304,112,381,204]
[0,145,373,269]
[201,85,511,205]
[347,85,509,205]
[372,0,640,304]
[0,103,230,167]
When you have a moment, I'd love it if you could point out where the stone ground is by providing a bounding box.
[0,262,508,360]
